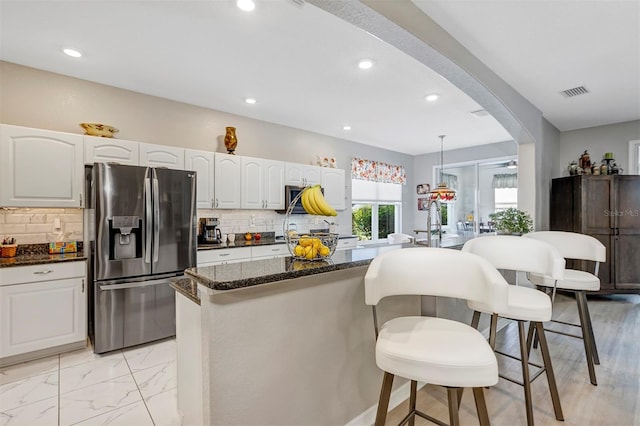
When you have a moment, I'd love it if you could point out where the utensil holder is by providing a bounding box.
[1,245,17,258]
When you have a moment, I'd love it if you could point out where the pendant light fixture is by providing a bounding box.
[429,135,457,201]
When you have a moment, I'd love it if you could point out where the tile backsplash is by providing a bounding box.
[197,209,350,236]
[0,208,83,244]
[0,207,350,246]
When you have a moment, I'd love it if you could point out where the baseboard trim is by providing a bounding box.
[346,380,425,426]
[0,339,87,368]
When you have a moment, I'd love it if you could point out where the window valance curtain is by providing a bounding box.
[492,173,518,189]
[351,157,406,184]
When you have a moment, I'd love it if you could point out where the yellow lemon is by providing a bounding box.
[305,246,318,259]
[293,245,305,257]
[299,237,312,247]
[312,238,322,250]
[319,246,330,257]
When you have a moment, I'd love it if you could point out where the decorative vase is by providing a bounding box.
[224,127,238,154]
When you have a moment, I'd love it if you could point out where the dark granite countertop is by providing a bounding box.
[185,244,413,294]
[0,251,87,268]
[170,277,201,305]
[176,235,477,301]
[198,238,285,250]
[197,235,358,251]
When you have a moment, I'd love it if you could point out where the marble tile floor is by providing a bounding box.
[0,338,180,426]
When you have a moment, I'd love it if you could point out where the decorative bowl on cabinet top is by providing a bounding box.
[80,123,119,138]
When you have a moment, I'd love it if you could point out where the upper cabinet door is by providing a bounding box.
[214,153,241,209]
[284,163,321,187]
[241,156,264,209]
[84,136,139,165]
[139,142,184,170]
[264,160,284,210]
[321,168,345,211]
[305,165,322,185]
[185,149,215,209]
[0,124,84,208]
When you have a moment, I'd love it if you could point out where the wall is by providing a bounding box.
[0,61,414,238]
[558,120,640,177]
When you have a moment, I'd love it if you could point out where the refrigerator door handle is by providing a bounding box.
[153,174,160,263]
[144,176,152,264]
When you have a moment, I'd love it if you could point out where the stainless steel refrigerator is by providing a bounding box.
[89,163,196,353]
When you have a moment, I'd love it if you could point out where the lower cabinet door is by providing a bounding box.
[0,278,86,358]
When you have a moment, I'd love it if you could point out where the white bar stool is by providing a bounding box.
[462,235,566,426]
[365,247,510,426]
[524,231,606,385]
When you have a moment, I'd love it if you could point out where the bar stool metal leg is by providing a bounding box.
[575,291,598,385]
[375,372,394,426]
[578,290,600,365]
[472,387,491,426]
[408,380,417,426]
[517,321,535,426]
[446,388,461,426]
[534,322,564,421]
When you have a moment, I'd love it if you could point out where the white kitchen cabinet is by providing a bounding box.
[241,157,284,210]
[336,237,358,251]
[139,142,185,169]
[251,244,289,259]
[84,136,139,165]
[197,247,251,267]
[185,149,215,209]
[214,153,241,209]
[284,163,322,187]
[0,261,87,360]
[0,124,84,208]
[321,168,346,210]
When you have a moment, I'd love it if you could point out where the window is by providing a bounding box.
[494,188,518,211]
[630,140,640,174]
[352,179,401,242]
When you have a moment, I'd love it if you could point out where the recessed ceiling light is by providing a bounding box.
[63,48,82,58]
[357,59,374,70]
[236,0,255,12]
[425,94,439,102]
[343,125,351,131]
[245,98,257,104]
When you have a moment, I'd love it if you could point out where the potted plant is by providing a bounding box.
[489,208,534,235]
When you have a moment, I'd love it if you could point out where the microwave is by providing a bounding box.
[280,185,323,214]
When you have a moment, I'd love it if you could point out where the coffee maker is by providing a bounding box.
[199,218,222,244]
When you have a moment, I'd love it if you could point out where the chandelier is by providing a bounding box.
[429,135,457,201]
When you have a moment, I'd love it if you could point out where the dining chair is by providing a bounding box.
[462,235,566,426]
[364,247,510,426]
[523,231,606,385]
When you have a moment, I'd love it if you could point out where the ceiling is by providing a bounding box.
[1,1,638,156]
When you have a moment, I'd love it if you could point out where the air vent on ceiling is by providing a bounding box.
[560,86,590,98]
[470,109,489,117]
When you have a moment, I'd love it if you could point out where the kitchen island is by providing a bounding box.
[173,237,480,425]
[173,244,422,425]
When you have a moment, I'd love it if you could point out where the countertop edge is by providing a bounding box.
[0,253,87,268]
[186,258,373,292]
[170,278,201,305]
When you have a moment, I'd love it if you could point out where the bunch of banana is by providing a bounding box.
[300,185,337,216]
